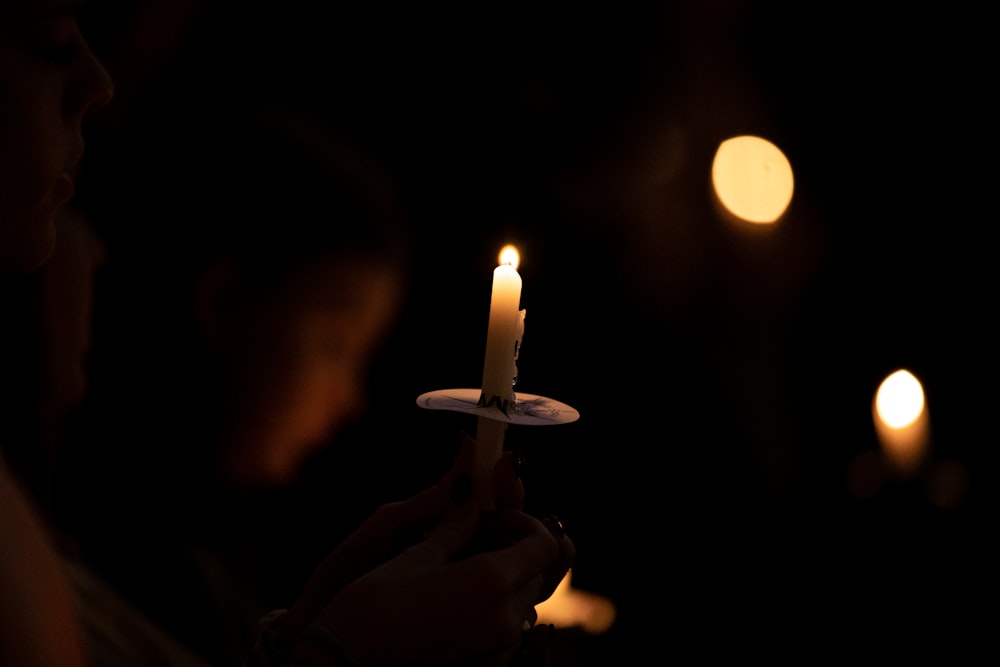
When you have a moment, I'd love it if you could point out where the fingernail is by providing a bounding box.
[450,475,473,505]
[541,514,565,538]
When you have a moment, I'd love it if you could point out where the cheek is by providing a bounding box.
[287,360,365,441]
[248,355,362,473]
[1,81,64,181]
[242,372,355,486]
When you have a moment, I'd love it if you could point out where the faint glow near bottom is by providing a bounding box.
[535,570,616,634]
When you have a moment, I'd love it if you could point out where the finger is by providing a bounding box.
[303,443,475,587]
[491,590,544,667]
[536,517,575,603]
[493,451,525,511]
[285,436,479,630]
[444,431,478,485]
[407,474,482,564]
[512,579,543,629]
[362,431,478,544]
[494,513,573,603]
[506,623,555,667]
[469,510,560,597]
[496,512,571,605]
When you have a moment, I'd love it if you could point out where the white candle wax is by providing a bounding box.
[480,259,522,408]
[475,246,523,507]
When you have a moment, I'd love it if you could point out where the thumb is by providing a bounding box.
[409,475,481,565]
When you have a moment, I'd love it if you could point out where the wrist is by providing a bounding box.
[250,609,363,667]
[249,609,296,667]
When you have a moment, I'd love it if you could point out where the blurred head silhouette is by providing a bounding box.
[75,98,411,490]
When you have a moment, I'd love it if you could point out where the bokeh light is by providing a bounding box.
[872,369,930,475]
[875,369,925,429]
[711,135,794,225]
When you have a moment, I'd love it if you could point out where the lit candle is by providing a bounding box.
[475,245,524,506]
[872,368,930,476]
[481,245,523,410]
[415,244,577,506]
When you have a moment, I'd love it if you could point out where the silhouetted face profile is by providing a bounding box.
[0,0,113,271]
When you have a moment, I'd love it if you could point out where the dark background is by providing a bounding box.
[78,0,996,660]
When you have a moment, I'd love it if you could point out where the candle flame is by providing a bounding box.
[872,368,930,476]
[875,369,924,429]
[498,245,519,271]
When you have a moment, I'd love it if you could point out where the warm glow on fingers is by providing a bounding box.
[535,571,617,634]
[711,135,794,224]
[499,245,520,270]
